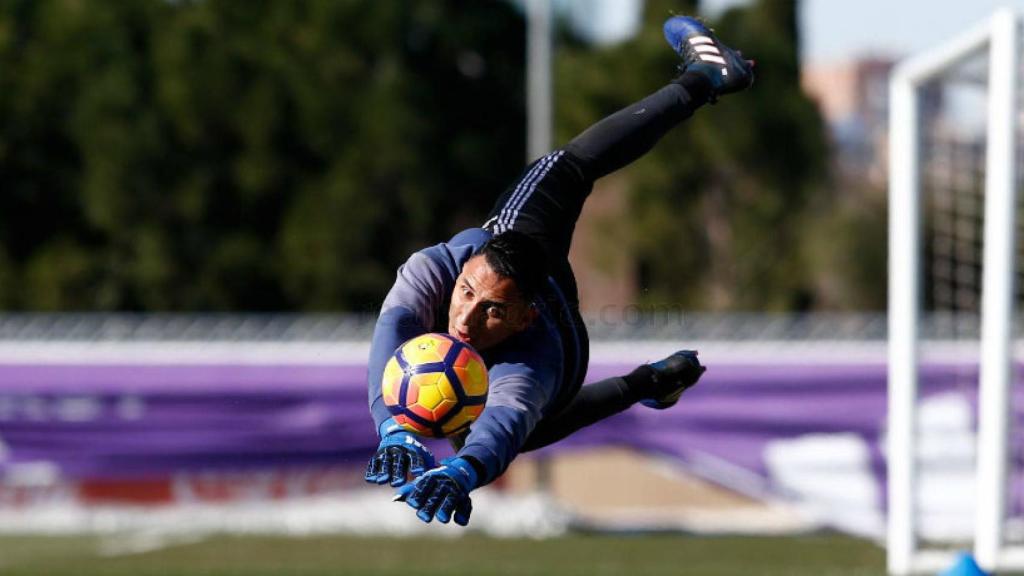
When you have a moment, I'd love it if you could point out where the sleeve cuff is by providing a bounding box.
[371,401,396,437]
[457,444,501,486]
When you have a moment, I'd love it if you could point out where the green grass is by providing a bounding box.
[0,534,886,576]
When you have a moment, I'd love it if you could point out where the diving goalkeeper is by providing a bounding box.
[365,16,754,526]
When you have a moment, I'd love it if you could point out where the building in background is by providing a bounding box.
[802,58,894,185]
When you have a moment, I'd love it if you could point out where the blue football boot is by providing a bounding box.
[663,16,754,102]
[640,350,706,409]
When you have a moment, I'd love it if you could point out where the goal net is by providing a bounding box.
[888,8,1023,575]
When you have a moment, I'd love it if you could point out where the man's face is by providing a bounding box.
[448,255,538,351]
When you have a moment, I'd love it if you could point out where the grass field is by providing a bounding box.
[0,534,886,576]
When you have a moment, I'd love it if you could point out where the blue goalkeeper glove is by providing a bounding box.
[393,456,477,526]
[364,418,436,487]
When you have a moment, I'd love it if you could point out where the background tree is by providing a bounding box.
[0,0,882,313]
[556,0,830,311]
[0,0,527,311]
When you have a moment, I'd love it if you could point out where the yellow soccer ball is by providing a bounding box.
[381,333,488,438]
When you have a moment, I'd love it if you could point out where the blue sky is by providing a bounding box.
[561,0,1024,63]
[717,0,1024,63]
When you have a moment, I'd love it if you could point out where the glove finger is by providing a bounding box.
[416,483,449,524]
[366,452,387,484]
[408,451,425,478]
[436,492,459,524]
[393,482,416,503]
[390,449,410,487]
[406,475,436,509]
[364,454,379,483]
[374,450,395,485]
[454,496,472,526]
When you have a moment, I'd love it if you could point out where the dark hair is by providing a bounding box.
[473,231,548,301]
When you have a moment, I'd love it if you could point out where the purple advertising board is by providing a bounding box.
[0,350,995,484]
[0,341,1014,539]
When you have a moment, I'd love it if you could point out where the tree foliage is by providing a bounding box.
[555,0,830,310]
[0,0,853,312]
[0,0,526,310]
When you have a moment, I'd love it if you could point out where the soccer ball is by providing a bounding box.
[381,333,488,438]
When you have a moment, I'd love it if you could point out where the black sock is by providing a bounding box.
[621,364,657,399]
[673,70,714,104]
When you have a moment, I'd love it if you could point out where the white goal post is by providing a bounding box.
[888,8,1020,575]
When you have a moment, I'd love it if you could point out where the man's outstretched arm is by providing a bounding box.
[366,247,462,487]
[394,331,560,525]
[367,250,450,428]
[392,370,553,525]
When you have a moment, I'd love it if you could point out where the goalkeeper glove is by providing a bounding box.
[364,417,436,487]
[394,456,477,526]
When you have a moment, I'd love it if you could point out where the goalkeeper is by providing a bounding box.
[365,16,753,526]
